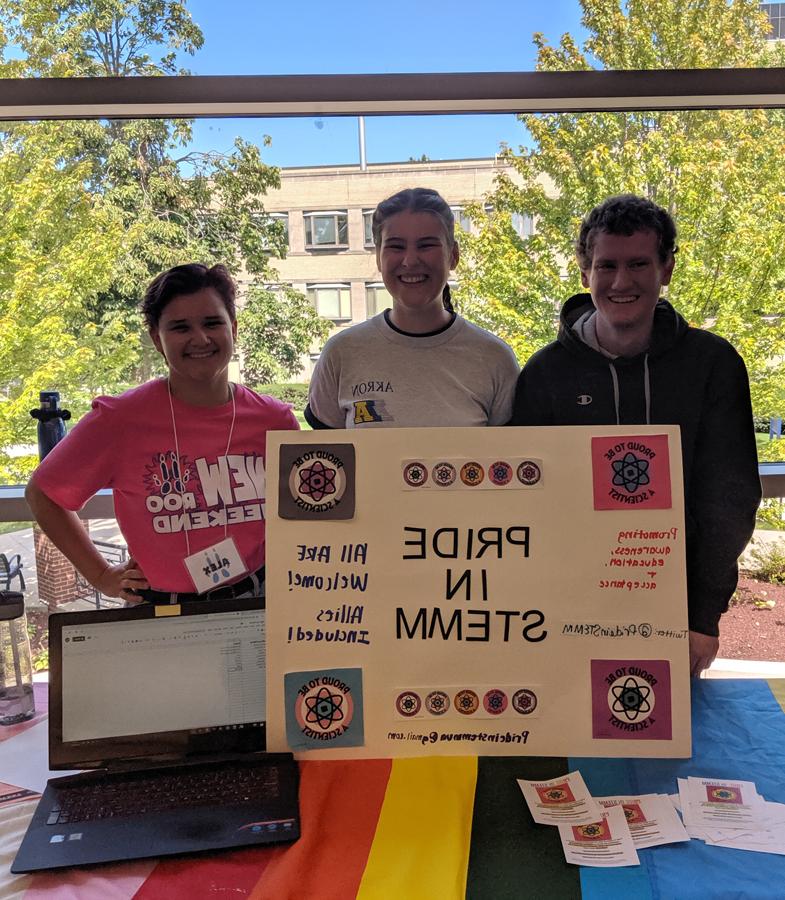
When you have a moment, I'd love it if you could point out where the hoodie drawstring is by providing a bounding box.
[608,362,621,426]
[609,355,652,425]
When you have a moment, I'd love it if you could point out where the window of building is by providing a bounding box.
[363,209,375,247]
[762,3,785,39]
[450,205,473,232]
[366,282,393,317]
[512,212,534,239]
[254,212,289,251]
[308,283,352,321]
[304,210,349,248]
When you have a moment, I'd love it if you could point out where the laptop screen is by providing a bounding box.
[48,597,267,769]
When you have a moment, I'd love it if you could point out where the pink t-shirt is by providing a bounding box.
[33,379,299,591]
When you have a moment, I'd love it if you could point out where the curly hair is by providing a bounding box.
[576,195,677,269]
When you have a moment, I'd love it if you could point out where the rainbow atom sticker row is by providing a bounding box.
[393,686,541,719]
[401,458,543,491]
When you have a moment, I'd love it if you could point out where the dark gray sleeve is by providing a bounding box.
[685,348,761,636]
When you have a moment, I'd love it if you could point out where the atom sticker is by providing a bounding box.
[403,461,428,487]
[460,461,485,486]
[488,460,513,486]
[591,435,672,510]
[425,690,450,716]
[611,452,650,494]
[483,689,508,715]
[516,460,542,486]
[395,691,422,718]
[590,660,672,740]
[279,444,356,520]
[454,689,480,715]
[432,461,457,487]
[511,689,538,715]
[284,668,364,750]
[607,675,655,724]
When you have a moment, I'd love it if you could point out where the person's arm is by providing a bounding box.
[685,346,761,674]
[303,404,334,429]
[487,343,521,426]
[25,476,149,601]
[510,359,554,426]
[306,339,347,429]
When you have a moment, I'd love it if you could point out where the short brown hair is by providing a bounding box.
[141,263,236,328]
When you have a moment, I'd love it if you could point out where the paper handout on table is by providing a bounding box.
[558,805,640,867]
[679,777,767,830]
[518,771,601,826]
[597,794,690,849]
[702,826,785,855]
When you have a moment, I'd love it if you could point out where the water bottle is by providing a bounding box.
[30,391,71,461]
[0,592,36,726]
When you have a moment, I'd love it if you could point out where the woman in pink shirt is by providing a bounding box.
[26,264,298,603]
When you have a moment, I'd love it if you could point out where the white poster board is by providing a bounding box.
[265,426,690,759]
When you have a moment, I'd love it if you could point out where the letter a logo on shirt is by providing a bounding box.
[353,399,392,425]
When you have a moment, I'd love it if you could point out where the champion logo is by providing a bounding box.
[577,394,593,406]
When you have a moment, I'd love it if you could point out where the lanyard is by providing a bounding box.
[166,379,237,556]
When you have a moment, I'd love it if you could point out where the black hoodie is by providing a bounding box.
[512,293,761,636]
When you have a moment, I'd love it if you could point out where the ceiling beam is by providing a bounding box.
[2,68,785,120]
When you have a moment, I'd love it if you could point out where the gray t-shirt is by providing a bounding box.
[307,312,520,428]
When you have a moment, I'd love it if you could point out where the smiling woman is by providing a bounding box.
[24,263,299,604]
[304,187,520,430]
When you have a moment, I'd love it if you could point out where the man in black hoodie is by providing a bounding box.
[512,195,761,676]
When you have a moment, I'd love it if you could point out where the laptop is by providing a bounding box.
[12,595,300,873]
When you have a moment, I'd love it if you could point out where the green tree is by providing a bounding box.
[458,0,785,455]
[0,1,325,480]
[238,285,329,386]
[0,125,135,482]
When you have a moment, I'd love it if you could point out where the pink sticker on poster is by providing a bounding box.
[590,659,672,740]
[591,435,672,510]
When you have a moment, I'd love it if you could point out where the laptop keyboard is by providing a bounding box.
[46,761,283,825]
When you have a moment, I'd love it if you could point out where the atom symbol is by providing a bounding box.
[611,452,650,493]
[545,789,567,801]
[610,677,652,721]
[580,824,603,837]
[426,691,449,715]
[298,460,337,502]
[712,788,736,801]
[433,463,456,485]
[303,686,345,730]
[484,690,506,713]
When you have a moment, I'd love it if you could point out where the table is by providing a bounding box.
[1,680,784,899]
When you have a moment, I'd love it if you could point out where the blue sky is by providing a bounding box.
[177,0,588,167]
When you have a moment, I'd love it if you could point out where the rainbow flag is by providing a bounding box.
[13,680,785,899]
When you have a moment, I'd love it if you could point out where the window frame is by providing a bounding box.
[303,210,349,250]
[307,283,353,322]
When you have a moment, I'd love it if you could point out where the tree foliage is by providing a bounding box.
[238,285,329,387]
[458,0,785,454]
[0,1,325,480]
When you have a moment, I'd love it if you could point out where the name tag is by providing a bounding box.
[184,537,248,594]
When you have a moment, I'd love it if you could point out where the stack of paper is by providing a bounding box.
[516,772,689,867]
[675,777,785,855]
[596,794,690,850]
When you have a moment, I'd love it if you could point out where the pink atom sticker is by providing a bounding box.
[591,435,672,510]
[590,659,672,741]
